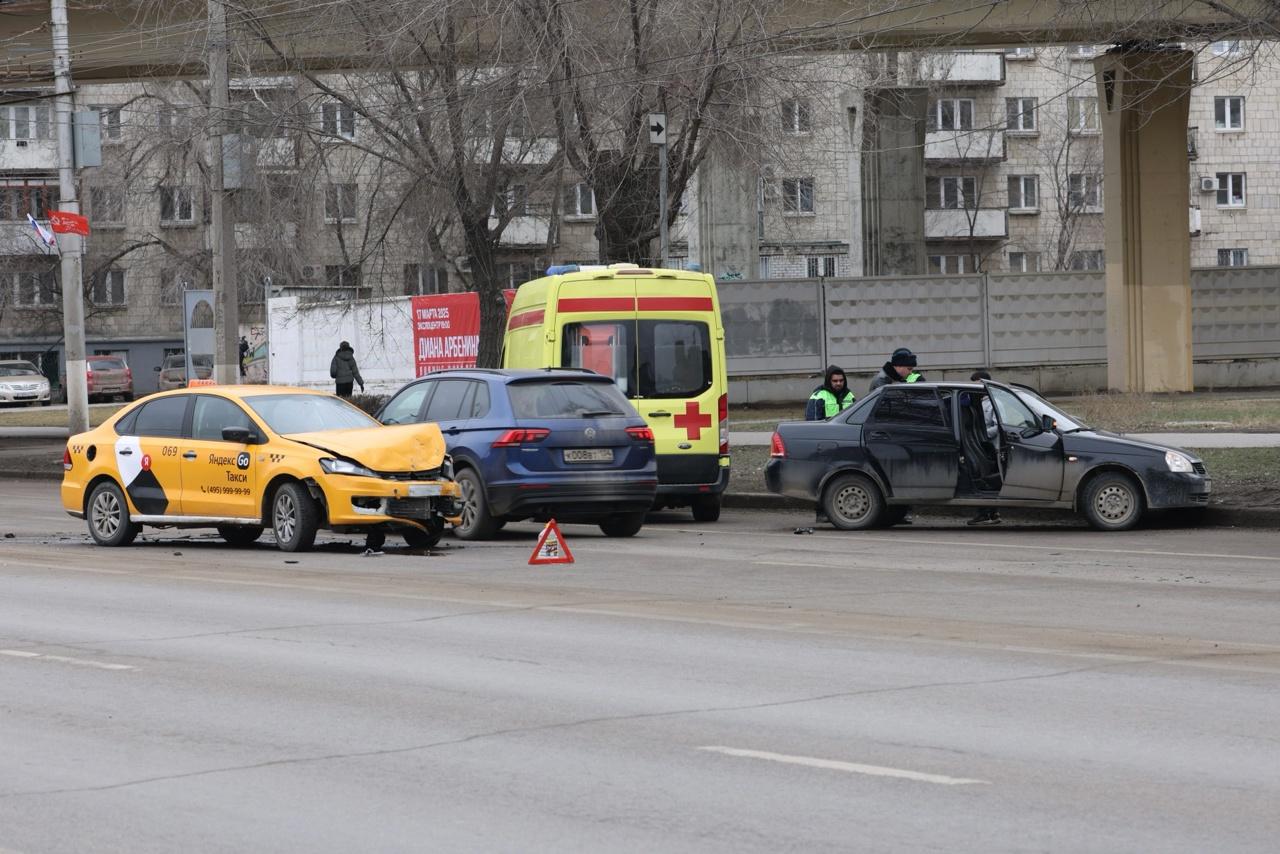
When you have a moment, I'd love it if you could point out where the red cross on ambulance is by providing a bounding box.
[672,401,712,440]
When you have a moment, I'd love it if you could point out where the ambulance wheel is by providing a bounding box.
[691,494,721,522]
[403,519,444,549]
[272,482,319,552]
[218,525,263,547]
[454,469,498,540]
[87,480,140,547]
[599,512,645,538]
[822,473,886,531]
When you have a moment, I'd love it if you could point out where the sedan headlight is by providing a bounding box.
[1165,451,1194,473]
[319,457,375,477]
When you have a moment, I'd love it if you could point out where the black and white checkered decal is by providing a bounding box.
[115,437,170,515]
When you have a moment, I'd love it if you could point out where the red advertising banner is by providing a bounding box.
[49,210,91,236]
[410,290,515,376]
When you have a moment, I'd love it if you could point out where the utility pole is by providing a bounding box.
[50,0,88,433]
[649,112,668,266]
[207,0,240,384]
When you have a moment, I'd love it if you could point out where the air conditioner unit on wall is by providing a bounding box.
[1199,176,1218,193]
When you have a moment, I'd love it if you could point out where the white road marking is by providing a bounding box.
[698,746,990,786]
[0,649,134,671]
[678,527,1280,563]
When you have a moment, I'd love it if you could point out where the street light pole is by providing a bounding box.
[207,0,240,384]
[50,0,88,433]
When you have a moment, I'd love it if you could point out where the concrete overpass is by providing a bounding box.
[2,0,1264,391]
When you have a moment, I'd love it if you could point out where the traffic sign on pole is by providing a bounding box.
[648,113,667,145]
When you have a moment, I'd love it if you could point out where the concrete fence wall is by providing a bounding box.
[719,266,1280,379]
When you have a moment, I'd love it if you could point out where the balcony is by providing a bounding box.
[0,221,57,256]
[925,129,1005,162]
[0,138,58,171]
[925,208,1008,241]
[495,214,552,247]
[914,52,1005,86]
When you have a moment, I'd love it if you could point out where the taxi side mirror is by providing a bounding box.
[222,426,258,444]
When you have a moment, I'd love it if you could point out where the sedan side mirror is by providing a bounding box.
[222,426,258,444]
[1041,413,1057,434]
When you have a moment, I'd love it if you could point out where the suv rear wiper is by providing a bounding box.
[579,409,623,417]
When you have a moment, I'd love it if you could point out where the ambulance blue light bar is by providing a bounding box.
[545,264,580,276]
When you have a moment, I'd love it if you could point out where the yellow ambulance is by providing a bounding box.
[502,264,729,521]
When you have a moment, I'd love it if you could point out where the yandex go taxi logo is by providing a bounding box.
[236,452,250,470]
[141,453,152,471]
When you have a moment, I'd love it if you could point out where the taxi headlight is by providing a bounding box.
[319,457,375,477]
[441,454,454,480]
[1165,451,1194,473]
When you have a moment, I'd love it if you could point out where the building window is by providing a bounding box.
[159,269,194,306]
[90,269,126,306]
[758,255,780,278]
[1069,250,1104,271]
[927,254,976,275]
[321,102,355,139]
[1007,175,1038,211]
[324,265,362,288]
[781,98,811,134]
[1068,97,1099,134]
[926,175,977,209]
[92,106,122,141]
[157,104,191,136]
[1005,97,1037,132]
[90,186,125,224]
[403,263,449,295]
[10,270,59,307]
[806,256,837,278]
[1216,172,1246,207]
[1217,248,1248,267]
[1008,251,1041,272]
[781,177,815,214]
[0,180,59,221]
[495,261,537,287]
[1214,96,1244,131]
[0,103,53,140]
[159,186,194,224]
[928,98,974,131]
[324,183,357,222]
[1068,173,1102,210]
[1211,40,1242,57]
[563,182,594,218]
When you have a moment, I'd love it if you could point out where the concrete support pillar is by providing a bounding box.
[1095,49,1194,392]
[860,88,926,276]
[695,140,757,281]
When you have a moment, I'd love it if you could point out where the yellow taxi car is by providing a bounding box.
[61,385,461,552]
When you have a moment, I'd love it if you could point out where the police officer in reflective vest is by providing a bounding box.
[805,364,856,420]
[869,347,925,393]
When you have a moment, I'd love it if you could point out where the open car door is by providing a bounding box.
[982,381,1064,500]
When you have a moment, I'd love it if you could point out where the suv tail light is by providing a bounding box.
[85,369,94,389]
[626,426,654,442]
[124,367,132,382]
[63,447,72,471]
[718,393,729,455]
[492,428,550,448]
[769,431,786,458]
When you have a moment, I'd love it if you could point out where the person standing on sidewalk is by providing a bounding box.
[330,341,364,399]
[869,347,925,393]
[805,365,856,420]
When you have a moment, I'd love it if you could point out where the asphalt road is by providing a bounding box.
[2,480,1278,853]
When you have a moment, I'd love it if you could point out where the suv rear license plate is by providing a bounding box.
[564,448,613,464]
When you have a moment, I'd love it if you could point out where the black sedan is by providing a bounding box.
[765,380,1211,531]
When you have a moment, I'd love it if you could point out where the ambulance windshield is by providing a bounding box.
[562,320,711,399]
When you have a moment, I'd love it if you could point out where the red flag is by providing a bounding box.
[49,210,90,237]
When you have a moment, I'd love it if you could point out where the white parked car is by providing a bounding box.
[0,360,52,406]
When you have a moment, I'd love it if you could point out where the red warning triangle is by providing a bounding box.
[529,519,574,565]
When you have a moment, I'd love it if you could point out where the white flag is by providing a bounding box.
[27,213,57,249]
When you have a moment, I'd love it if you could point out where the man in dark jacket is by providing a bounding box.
[869,347,924,393]
[330,341,364,398]
[805,365,856,420]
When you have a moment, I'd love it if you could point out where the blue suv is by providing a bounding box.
[377,369,658,539]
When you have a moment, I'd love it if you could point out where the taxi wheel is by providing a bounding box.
[454,469,498,541]
[87,481,140,547]
[599,512,645,538]
[403,519,444,549]
[691,495,721,522]
[218,525,263,547]
[822,473,886,531]
[1081,471,1145,532]
[272,482,319,552]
